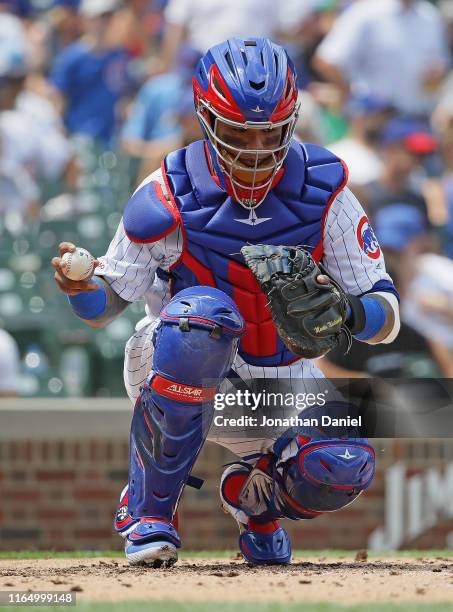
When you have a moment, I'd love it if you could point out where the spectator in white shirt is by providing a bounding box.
[160,0,281,73]
[313,0,450,118]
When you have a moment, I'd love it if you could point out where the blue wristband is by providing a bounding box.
[354,296,386,341]
[68,277,107,320]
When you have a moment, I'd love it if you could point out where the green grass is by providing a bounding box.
[2,603,453,612]
[1,549,453,560]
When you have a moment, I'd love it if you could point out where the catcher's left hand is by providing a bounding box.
[241,244,351,359]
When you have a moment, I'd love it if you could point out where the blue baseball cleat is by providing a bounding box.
[220,464,292,565]
[124,518,181,567]
[114,485,180,567]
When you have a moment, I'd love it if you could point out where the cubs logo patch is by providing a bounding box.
[357,216,381,260]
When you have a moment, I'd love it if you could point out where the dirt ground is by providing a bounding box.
[1,555,453,605]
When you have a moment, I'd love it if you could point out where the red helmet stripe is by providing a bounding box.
[270,66,298,122]
[194,64,245,122]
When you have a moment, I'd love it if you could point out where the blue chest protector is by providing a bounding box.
[125,139,347,367]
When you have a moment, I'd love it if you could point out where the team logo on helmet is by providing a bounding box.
[357,216,381,259]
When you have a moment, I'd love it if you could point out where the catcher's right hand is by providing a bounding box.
[51,242,100,296]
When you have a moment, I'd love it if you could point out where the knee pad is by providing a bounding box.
[221,401,376,523]
[128,286,244,521]
[223,440,375,523]
[153,285,244,388]
[283,437,375,516]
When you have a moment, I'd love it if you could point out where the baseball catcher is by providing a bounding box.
[52,37,400,567]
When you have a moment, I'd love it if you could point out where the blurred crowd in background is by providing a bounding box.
[2,0,453,397]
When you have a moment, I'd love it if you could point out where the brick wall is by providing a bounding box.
[1,402,453,551]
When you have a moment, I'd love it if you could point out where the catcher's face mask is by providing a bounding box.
[193,38,300,209]
[197,102,299,210]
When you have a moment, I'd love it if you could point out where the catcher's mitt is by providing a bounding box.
[241,244,351,359]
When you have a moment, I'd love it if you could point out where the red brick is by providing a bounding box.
[37,510,76,521]
[9,510,28,521]
[90,441,98,461]
[105,442,113,461]
[75,528,112,540]
[74,488,115,501]
[8,490,40,502]
[41,441,49,461]
[36,471,76,481]
[82,471,102,480]
[8,470,27,481]
[180,510,211,520]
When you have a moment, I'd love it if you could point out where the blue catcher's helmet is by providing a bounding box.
[193,38,299,209]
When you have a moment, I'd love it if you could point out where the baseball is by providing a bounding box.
[61,247,95,281]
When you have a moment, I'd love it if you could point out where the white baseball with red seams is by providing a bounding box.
[61,247,95,281]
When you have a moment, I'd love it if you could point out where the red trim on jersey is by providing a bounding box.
[125,180,180,244]
[151,374,217,403]
[311,159,349,263]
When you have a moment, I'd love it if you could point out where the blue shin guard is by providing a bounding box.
[128,286,244,523]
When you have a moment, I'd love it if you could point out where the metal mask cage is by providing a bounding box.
[196,99,300,209]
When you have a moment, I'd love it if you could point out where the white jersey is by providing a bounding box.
[94,167,396,458]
